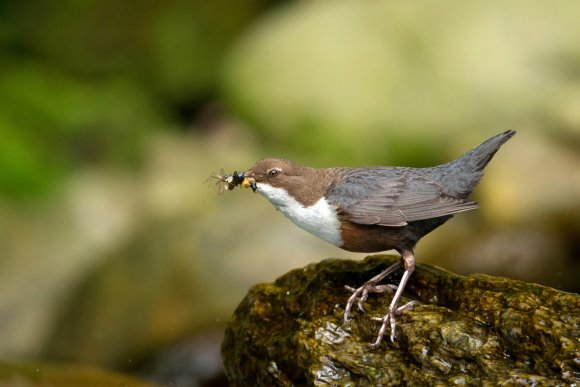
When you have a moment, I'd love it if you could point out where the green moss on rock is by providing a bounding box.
[222,255,580,385]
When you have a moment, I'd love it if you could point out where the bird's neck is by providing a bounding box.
[255,177,343,246]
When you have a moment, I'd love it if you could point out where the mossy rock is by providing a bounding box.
[222,255,580,385]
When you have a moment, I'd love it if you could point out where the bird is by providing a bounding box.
[235,130,516,347]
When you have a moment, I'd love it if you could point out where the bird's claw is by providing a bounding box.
[343,283,397,321]
[342,257,415,347]
[369,300,420,347]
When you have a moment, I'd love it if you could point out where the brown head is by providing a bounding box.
[244,158,332,207]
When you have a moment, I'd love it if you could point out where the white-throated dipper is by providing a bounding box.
[227,130,516,347]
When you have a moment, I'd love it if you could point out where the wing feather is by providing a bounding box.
[326,168,478,227]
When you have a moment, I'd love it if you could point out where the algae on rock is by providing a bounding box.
[222,255,580,386]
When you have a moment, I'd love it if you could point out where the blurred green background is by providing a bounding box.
[1,0,579,385]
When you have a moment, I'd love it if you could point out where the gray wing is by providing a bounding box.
[326,168,479,227]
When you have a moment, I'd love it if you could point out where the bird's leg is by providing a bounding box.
[369,249,418,348]
[344,259,401,321]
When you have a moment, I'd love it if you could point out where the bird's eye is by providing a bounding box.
[267,168,281,178]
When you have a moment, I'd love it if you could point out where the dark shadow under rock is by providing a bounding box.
[222,255,580,386]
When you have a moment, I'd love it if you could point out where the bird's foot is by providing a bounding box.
[343,282,398,321]
[369,300,419,348]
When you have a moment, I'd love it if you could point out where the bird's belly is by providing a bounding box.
[338,222,409,252]
[338,216,452,253]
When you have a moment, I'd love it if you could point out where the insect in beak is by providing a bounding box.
[205,170,256,194]
[242,177,257,192]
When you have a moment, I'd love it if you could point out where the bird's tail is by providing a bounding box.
[453,130,516,174]
[427,130,516,198]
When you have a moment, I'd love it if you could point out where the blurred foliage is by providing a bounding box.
[0,1,578,384]
[0,61,163,197]
[0,361,156,387]
[223,0,580,166]
[0,0,272,199]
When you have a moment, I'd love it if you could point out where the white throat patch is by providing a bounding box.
[256,183,343,247]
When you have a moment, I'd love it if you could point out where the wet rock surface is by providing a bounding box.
[222,255,580,386]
